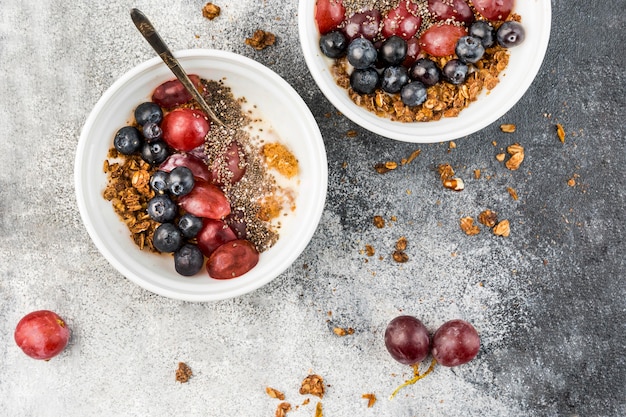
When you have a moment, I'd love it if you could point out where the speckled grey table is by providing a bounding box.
[1,1,624,416]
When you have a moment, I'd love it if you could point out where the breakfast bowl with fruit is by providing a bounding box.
[75,49,328,302]
[299,0,551,142]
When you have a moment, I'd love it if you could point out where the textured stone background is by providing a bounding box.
[0,1,624,416]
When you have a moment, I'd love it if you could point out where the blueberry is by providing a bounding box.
[142,122,163,142]
[400,81,427,107]
[167,166,195,197]
[150,170,170,194]
[350,67,380,94]
[497,21,525,48]
[381,66,409,94]
[379,35,407,66]
[174,243,205,276]
[347,38,378,69]
[455,36,485,64]
[147,194,178,223]
[152,223,183,253]
[469,21,496,48]
[319,31,348,59]
[140,140,170,165]
[442,59,469,85]
[113,126,142,155]
[178,213,203,239]
[134,102,163,126]
[409,58,441,87]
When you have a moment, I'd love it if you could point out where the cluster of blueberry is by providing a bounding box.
[319,19,525,107]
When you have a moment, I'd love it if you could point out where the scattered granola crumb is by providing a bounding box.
[474,169,481,179]
[505,143,524,170]
[373,215,385,228]
[275,402,292,417]
[392,251,409,263]
[333,327,355,336]
[500,123,516,133]
[567,177,576,187]
[346,129,358,137]
[395,236,408,251]
[449,141,457,149]
[478,210,498,228]
[507,187,519,200]
[175,362,192,383]
[300,374,325,398]
[315,402,323,417]
[460,217,480,235]
[202,2,221,20]
[438,163,455,180]
[495,153,506,162]
[245,29,276,50]
[365,244,375,256]
[556,123,566,143]
[442,177,465,191]
[266,387,286,400]
[362,393,377,408]
[493,220,511,237]
[374,161,398,173]
[402,149,421,165]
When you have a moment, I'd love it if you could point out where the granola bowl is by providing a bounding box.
[298,0,551,143]
[75,49,328,302]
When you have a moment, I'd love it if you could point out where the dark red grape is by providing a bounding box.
[428,0,474,25]
[152,75,202,109]
[315,0,346,35]
[431,319,480,367]
[472,0,513,21]
[178,179,231,220]
[384,315,430,365]
[381,4,422,40]
[342,9,381,41]
[14,310,70,360]
[161,108,209,152]
[419,24,467,57]
[207,240,259,279]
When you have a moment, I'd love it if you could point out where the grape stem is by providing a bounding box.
[389,358,438,400]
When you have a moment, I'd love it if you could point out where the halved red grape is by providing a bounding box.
[152,75,202,109]
[159,153,211,182]
[401,37,422,67]
[178,179,231,219]
[342,9,381,41]
[472,0,513,21]
[431,319,480,367]
[315,0,346,35]
[161,108,209,152]
[206,239,259,279]
[196,218,237,257]
[428,0,474,25]
[209,141,247,186]
[14,310,70,360]
[381,4,422,40]
[418,24,467,57]
[384,315,430,365]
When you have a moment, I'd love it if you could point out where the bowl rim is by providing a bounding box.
[298,0,552,143]
[75,49,328,301]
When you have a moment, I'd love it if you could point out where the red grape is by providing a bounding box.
[161,108,209,152]
[208,141,247,186]
[159,153,211,182]
[178,179,231,219]
[152,75,202,109]
[342,9,381,41]
[196,218,237,257]
[315,0,346,35]
[418,24,467,57]
[428,0,474,25]
[14,310,70,360]
[401,37,422,67]
[471,0,513,21]
[381,4,422,40]
[206,239,259,279]
[431,319,480,367]
[384,315,430,365]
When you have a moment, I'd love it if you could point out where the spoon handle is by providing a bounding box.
[130,8,224,126]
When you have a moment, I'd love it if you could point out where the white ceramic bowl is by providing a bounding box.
[75,50,328,302]
[299,0,551,143]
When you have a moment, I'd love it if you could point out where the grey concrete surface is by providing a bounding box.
[1,1,624,416]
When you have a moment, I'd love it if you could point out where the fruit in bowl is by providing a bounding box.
[75,50,327,301]
[299,0,551,142]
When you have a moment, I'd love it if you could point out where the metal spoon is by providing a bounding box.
[130,8,225,127]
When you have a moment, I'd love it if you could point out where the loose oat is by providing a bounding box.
[333,327,355,336]
[275,402,292,417]
[556,123,566,142]
[402,149,421,165]
[505,152,524,170]
[500,124,516,133]
[374,161,398,173]
[460,217,480,235]
[442,177,465,191]
[493,220,511,237]
[362,393,377,408]
[245,29,276,50]
[507,187,519,200]
[266,387,286,400]
[392,251,409,263]
[365,244,375,256]
[373,215,385,228]
[495,153,506,162]
[395,236,407,251]
[202,2,221,20]
[300,374,325,398]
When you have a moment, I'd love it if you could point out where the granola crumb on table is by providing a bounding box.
[245,29,276,50]
[175,362,192,383]
[202,2,221,20]
[300,374,325,398]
